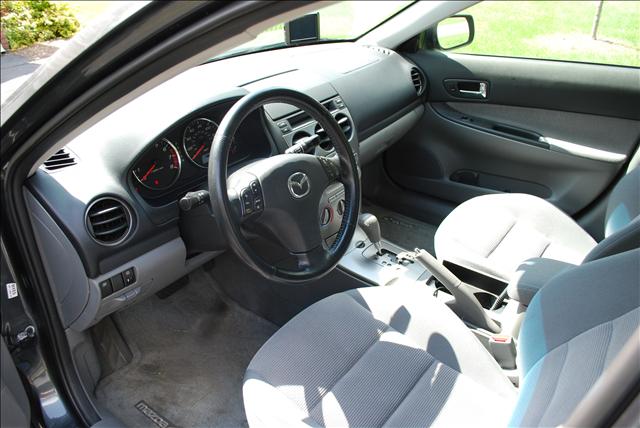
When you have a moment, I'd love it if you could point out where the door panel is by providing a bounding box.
[441,102,639,158]
[412,52,640,119]
[384,52,640,221]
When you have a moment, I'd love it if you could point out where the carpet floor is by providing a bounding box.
[95,268,277,428]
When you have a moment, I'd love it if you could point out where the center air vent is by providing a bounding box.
[335,113,353,141]
[314,123,332,150]
[314,114,353,151]
[410,67,425,95]
[85,197,133,246]
[42,148,77,172]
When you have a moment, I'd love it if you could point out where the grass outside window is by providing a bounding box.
[450,1,640,67]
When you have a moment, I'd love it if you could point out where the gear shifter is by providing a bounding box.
[358,213,383,255]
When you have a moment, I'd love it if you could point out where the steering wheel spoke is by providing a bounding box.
[293,244,330,271]
[317,155,342,183]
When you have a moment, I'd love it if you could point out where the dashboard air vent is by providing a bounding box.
[314,123,332,150]
[314,114,353,150]
[410,67,425,95]
[335,113,353,140]
[85,197,132,246]
[42,148,77,172]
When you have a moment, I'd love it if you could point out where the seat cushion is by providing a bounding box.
[243,284,516,428]
[434,193,597,283]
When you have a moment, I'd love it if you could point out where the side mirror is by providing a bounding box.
[435,15,474,50]
[285,13,320,45]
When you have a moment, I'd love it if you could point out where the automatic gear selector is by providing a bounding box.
[358,213,383,255]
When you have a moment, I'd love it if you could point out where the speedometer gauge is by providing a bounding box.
[132,138,181,190]
[183,118,218,168]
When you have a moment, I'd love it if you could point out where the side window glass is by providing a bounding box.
[435,1,640,67]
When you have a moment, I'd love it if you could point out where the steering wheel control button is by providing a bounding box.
[99,279,113,298]
[254,197,263,211]
[287,172,311,199]
[241,188,254,215]
[337,199,345,216]
[320,207,333,226]
[237,180,264,217]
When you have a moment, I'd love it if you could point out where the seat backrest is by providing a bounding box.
[509,248,639,427]
[583,167,640,263]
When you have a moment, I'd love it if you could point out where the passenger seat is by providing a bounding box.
[434,167,640,283]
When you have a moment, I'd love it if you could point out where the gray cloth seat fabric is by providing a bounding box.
[244,284,517,428]
[510,248,640,426]
[243,249,640,427]
[434,168,640,283]
[506,257,576,306]
[434,193,596,282]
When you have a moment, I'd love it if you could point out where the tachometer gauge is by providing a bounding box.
[132,138,181,190]
[183,118,218,168]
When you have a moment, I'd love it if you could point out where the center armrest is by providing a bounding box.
[507,258,576,306]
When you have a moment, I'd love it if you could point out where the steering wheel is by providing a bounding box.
[208,88,361,283]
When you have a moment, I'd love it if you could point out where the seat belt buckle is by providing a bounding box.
[489,334,517,370]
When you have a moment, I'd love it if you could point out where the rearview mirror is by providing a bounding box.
[285,13,320,45]
[435,15,474,50]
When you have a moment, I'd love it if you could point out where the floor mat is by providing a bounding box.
[95,268,277,428]
[362,201,438,255]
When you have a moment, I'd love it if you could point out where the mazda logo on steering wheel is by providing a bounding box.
[287,172,311,199]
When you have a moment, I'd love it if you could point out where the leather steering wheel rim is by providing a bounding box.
[208,87,361,283]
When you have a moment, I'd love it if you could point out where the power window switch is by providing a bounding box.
[98,279,112,298]
[123,268,136,286]
[111,274,125,292]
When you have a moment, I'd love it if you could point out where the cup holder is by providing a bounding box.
[474,291,498,309]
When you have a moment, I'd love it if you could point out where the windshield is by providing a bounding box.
[216,1,413,59]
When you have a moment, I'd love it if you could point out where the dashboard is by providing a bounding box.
[26,42,427,331]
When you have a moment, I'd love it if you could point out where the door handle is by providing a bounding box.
[444,79,489,99]
[459,82,487,98]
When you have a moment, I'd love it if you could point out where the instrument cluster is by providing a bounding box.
[130,101,270,206]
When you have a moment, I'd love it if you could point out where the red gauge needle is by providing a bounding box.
[141,163,156,181]
[192,144,205,160]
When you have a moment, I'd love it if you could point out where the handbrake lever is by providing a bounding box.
[413,249,501,333]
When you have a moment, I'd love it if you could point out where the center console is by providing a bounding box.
[338,213,527,383]
[340,227,431,287]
